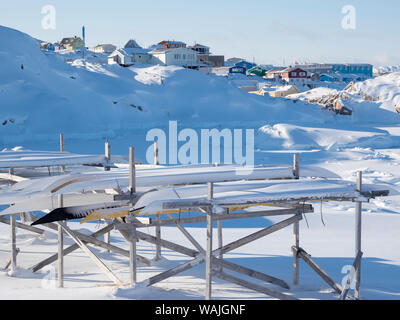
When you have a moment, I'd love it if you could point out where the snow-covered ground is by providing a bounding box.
[1,25,400,300]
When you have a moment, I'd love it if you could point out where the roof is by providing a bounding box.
[159,40,186,45]
[60,37,82,45]
[190,43,210,49]
[110,47,150,57]
[124,39,142,49]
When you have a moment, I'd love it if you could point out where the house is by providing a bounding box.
[248,65,274,77]
[187,43,225,67]
[150,47,198,68]
[280,67,309,84]
[331,64,373,78]
[250,85,299,98]
[198,55,225,67]
[295,64,333,75]
[60,36,85,50]
[235,61,256,70]
[40,42,55,51]
[229,66,246,74]
[188,44,210,55]
[158,40,187,49]
[226,57,244,65]
[320,74,337,82]
[265,67,287,80]
[108,47,151,66]
[92,44,117,54]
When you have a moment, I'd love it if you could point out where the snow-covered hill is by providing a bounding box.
[1,25,400,154]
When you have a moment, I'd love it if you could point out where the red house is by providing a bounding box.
[281,67,308,83]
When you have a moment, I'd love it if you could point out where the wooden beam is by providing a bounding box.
[154,141,159,165]
[211,256,289,290]
[10,214,17,273]
[166,213,204,253]
[3,248,20,270]
[355,171,363,300]
[213,270,297,300]
[58,194,64,288]
[293,153,299,179]
[293,220,299,285]
[117,227,198,258]
[57,221,122,285]
[293,247,343,294]
[104,140,111,171]
[129,223,137,286]
[60,133,65,172]
[155,214,161,261]
[219,214,302,255]
[205,206,213,300]
[129,147,136,194]
[0,216,44,235]
[31,222,117,272]
[120,207,312,229]
[145,215,301,287]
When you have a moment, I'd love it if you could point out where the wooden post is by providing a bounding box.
[205,182,213,300]
[293,153,300,179]
[154,141,159,165]
[130,223,137,286]
[105,140,111,171]
[58,194,64,288]
[129,147,136,194]
[155,214,161,261]
[293,220,299,285]
[355,171,362,299]
[60,133,65,172]
[104,220,110,252]
[10,214,17,273]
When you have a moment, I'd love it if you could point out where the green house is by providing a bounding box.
[248,65,274,77]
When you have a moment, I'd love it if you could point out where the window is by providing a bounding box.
[174,54,181,60]
[182,54,186,59]
[291,72,297,77]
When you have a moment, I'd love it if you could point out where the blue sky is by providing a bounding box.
[1,0,399,66]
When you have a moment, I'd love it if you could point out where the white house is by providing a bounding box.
[108,47,151,66]
[150,47,198,67]
[92,44,117,53]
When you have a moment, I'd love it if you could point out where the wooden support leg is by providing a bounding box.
[57,222,122,285]
[130,223,137,286]
[293,220,299,285]
[355,171,363,300]
[10,214,17,273]
[58,223,64,288]
[205,207,213,300]
[58,194,64,288]
[217,219,223,273]
[155,214,161,261]
[104,220,110,253]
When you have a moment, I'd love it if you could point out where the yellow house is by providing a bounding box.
[60,37,85,51]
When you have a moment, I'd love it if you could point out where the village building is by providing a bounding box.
[279,67,309,85]
[250,85,299,98]
[59,36,85,51]
[150,47,198,68]
[92,44,117,54]
[158,40,187,49]
[40,42,55,51]
[108,48,150,66]
[187,43,224,67]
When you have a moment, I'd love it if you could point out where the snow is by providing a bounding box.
[1,25,400,300]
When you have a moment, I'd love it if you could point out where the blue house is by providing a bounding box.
[320,74,337,82]
[229,66,246,74]
[235,60,256,70]
[331,64,373,78]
